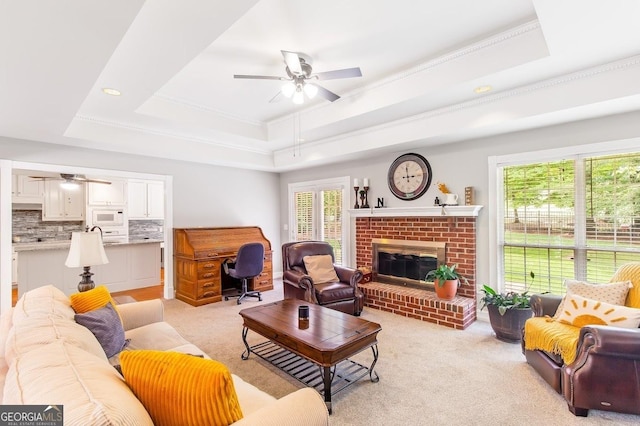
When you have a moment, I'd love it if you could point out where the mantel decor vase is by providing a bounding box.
[434,279,458,300]
[486,305,533,343]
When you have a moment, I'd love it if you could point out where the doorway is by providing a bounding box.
[0,160,173,312]
[288,177,350,265]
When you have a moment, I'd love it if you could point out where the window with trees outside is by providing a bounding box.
[500,152,640,295]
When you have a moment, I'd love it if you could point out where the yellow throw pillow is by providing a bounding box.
[70,285,122,324]
[303,254,340,284]
[556,293,640,328]
[120,350,243,426]
[610,263,640,308]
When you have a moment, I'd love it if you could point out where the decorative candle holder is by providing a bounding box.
[354,186,360,209]
[359,190,366,208]
[362,186,370,208]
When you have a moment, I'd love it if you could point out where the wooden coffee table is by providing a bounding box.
[239,299,381,413]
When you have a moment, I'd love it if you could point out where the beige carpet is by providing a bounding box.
[162,281,640,425]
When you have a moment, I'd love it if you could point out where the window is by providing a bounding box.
[499,152,640,295]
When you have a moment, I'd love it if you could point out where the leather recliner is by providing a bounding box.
[523,263,640,417]
[282,241,364,316]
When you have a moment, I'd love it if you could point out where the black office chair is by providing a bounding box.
[224,242,264,304]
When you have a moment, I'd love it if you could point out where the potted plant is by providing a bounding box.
[425,264,468,300]
[480,272,534,343]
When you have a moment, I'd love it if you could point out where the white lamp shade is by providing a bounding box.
[60,181,80,191]
[281,82,296,98]
[303,83,318,99]
[65,232,109,267]
[292,89,304,105]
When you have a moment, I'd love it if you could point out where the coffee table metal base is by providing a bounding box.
[241,328,379,413]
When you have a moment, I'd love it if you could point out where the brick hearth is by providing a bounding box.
[355,215,478,329]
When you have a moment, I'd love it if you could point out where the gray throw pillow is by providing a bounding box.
[74,302,127,358]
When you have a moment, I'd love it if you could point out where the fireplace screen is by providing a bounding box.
[372,239,445,289]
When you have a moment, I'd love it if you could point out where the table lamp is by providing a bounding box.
[65,228,109,292]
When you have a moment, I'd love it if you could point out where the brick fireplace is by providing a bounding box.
[352,206,481,329]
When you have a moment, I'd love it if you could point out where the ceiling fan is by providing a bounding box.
[234,50,362,104]
[29,173,112,185]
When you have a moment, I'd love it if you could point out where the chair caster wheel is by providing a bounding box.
[237,300,241,305]
[258,296,262,301]
[224,296,229,301]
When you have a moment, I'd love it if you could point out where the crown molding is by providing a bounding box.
[72,115,271,155]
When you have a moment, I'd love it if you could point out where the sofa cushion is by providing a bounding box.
[315,282,356,304]
[3,340,152,425]
[5,315,108,365]
[303,255,339,284]
[120,350,243,426]
[231,374,276,417]
[124,321,191,351]
[74,302,128,358]
[12,285,74,326]
[556,293,640,328]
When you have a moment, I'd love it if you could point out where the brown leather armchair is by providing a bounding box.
[524,293,640,416]
[282,241,364,316]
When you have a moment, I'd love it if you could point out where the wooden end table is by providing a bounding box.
[239,299,381,413]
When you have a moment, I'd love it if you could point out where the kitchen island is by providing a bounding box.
[14,239,162,297]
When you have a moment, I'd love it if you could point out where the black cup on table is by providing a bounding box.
[298,305,310,320]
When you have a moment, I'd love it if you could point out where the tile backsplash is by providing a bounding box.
[129,220,164,240]
[13,210,165,242]
[12,210,84,243]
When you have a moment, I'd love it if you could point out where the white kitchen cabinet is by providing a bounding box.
[43,181,85,221]
[12,175,44,203]
[87,180,127,205]
[128,180,164,219]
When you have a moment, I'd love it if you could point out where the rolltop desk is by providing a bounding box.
[173,227,273,306]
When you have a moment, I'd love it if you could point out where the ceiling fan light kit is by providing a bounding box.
[235,50,362,104]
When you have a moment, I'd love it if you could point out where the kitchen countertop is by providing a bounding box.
[13,238,164,252]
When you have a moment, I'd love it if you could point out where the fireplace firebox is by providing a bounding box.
[371,239,445,290]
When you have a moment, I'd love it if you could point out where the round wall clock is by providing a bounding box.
[387,153,432,201]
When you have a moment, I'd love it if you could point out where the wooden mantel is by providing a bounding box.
[348,205,483,218]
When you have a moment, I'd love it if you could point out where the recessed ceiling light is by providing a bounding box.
[101,88,121,96]
[474,85,492,94]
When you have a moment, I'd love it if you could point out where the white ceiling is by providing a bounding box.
[2,0,640,172]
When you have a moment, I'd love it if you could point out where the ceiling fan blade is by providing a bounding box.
[315,67,362,80]
[28,176,55,181]
[315,85,340,102]
[84,179,112,185]
[268,91,283,103]
[234,74,284,80]
[281,50,302,75]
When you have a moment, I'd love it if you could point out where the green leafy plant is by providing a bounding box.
[425,264,469,287]
[480,271,534,315]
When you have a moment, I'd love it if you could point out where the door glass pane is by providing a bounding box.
[294,191,313,241]
[322,189,343,264]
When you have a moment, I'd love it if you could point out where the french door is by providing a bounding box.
[288,177,350,265]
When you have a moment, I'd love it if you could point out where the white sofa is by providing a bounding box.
[0,285,329,425]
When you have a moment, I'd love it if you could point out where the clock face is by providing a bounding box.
[388,153,432,200]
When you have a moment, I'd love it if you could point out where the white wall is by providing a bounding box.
[279,110,640,288]
[0,136,282,310]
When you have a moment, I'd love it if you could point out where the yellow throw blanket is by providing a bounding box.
[524,317,581,364]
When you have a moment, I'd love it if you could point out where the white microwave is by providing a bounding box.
[92,209,125,227]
